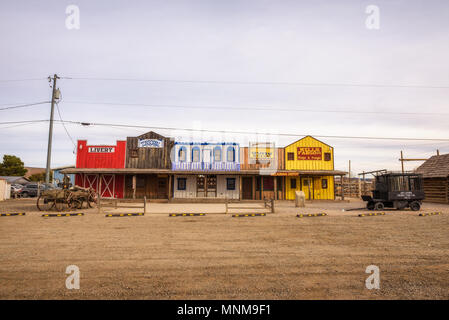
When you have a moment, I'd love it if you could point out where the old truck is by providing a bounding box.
[361,170,425,211]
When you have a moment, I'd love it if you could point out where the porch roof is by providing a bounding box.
[61,168,347,176]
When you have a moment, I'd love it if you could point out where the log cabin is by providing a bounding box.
[415,153,449,203]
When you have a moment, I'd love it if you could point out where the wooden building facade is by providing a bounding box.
[65,132,346,201]
[416,154,449,203]
[172,142,241,199]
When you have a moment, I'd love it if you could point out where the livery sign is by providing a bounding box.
[297,147,322,160]
[138,139,164,148]
[88,147,115,153]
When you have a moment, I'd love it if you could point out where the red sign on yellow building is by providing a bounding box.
[297,147,322,160]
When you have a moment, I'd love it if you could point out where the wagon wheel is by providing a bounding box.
[55,198,69,211]
[37,195,55,211]
[68,198,83,210]
[87,190,98,208]
[374,202,384,211]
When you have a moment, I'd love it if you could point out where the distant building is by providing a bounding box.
[0,176,30,185]
[52,166,75,187]
[416,153,449,203]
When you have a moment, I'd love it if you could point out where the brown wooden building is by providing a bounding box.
[124,131,174,199]
[416,153,449,203]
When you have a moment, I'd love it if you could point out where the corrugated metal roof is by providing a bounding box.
[415,153,449,178]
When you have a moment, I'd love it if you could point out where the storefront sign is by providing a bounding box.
[138,139,164,148]
[297,147,322,160]
[88,147,115,153]
[249,142,274,160]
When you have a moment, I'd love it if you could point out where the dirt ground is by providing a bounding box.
[0,198,448,299]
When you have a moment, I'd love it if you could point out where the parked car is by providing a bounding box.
[10,184,23,198]
[20,183,56,198]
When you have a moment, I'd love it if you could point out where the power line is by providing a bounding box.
[64,100,449,117]
[56,120,449,142]
[60,76,449,89]
[0,78,47,83]
[1,118,447,142]
[0,101,50,111]
[56,103,76,148]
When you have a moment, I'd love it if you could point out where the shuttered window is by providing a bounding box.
[192,147,200,162]
[177,178,186,190]
[287,152,294,160]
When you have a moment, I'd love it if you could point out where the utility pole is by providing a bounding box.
[45,74,60,184]
[399,150,428,174]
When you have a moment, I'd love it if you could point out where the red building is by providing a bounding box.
[74,140,126,198]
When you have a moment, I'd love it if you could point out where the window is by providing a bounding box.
[324,152,331,161]
[303,179,309,187]
[322,179,328,189]
[226,178,236,190]
[178,147,186,162]
[177,178,186,190]
[287,152,294,160]
[290,178,297,189]
[214,146,222,162]
[227,146,235,162]
[192,147,200,162]
[130,148,138,158]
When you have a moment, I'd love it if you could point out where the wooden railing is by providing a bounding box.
[225,198,274,214]
[97,194,147,214]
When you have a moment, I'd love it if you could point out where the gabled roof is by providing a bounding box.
[284,135,333,149]
[415,153,449,178]
[0,176,30,184]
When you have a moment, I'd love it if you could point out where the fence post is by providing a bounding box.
[225,198,228,214]
[271,198,274,213]
[144,196,147,214]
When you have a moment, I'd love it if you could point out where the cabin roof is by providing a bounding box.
[416,153,449,178]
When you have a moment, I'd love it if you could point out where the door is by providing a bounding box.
[313,177,322,200]
[206,175,217,197]
[242,177,252,199]
[301,177,312,200]
[203,149,211,170]
[157,178,167,199]
[100,174,115,198]
[197,175,206,197]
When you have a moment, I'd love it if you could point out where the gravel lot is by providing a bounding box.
[0,198,448,299]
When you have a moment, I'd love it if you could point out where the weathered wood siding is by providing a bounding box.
[239,147,284,171]
[173,174,240,199]
[125,131,174,169]
[422,177,449,203]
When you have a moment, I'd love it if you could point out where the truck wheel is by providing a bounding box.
[374,202,384,211]
[410,201,421,211]
[367,202,375,210]
[21,192,29,198]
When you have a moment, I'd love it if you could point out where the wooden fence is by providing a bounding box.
[98,195,147,214]
[225,198,275,214]
[335,178,373,198]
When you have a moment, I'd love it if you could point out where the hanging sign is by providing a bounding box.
[88,147,115,153]
[249,142,275,160]
[297,147,322,160]
[138,139,164,148]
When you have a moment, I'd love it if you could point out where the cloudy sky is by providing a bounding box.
[1,0,448,174]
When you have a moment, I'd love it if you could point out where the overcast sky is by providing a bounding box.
[1,0,448,174]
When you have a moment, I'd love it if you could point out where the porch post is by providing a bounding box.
[261,175,264,200]
[239,175,242,200]
[168,174,172,200]
[274,175,278,200]
[132,175,136,200]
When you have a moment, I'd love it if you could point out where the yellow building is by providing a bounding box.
[283,136,345,200]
